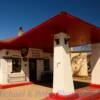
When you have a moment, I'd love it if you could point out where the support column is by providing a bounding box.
[43,32,79,100]
[91,43,100,87]
[53,32,74,95]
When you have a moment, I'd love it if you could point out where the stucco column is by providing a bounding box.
[53,32,74,95]
[91,43,100,85]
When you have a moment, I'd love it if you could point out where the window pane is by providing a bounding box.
[44,59,50,71]
[55,39,59,45]
[12,58,21,73]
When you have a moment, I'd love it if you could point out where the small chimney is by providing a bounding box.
[18,27,24,36]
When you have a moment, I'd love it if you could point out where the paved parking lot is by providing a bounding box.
[1,82,99,100]
[0,84,52,100]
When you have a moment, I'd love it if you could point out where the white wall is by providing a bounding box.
[0,49,21,57]
[91,43,100,85]
[0,59,10,84]
[0,49,26,84]
[0,48,52,84]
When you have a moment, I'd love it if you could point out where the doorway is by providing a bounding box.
[29,59,37,82]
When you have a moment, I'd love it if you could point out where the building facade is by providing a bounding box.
[0,48,53,84]
[0,47,92,85]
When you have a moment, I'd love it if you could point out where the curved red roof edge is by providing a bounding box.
[0,12,99,52]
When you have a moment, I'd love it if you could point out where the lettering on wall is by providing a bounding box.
[31,49,41,58]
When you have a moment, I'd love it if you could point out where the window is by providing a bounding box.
[64,38,67,44]
[44,59,50,71]
[12,58,21,73]
[55,39,59,45]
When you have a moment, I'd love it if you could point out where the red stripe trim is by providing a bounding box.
[89,83,100,88]
[43,93,79,100]
[0,82,32,89]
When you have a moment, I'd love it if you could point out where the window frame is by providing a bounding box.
[44,59,50,71]
[12,58,21,73]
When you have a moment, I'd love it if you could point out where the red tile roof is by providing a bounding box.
[0,12,99,52]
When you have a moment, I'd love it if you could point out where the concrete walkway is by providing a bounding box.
[0,84,52,100]
[1,83,99,100]
[76,86,100,96]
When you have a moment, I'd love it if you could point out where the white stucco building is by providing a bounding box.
[0,12,99,99]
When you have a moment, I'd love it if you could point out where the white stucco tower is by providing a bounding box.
[53,32,74,95]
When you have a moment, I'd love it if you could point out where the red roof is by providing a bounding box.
[0,12,99,52]
[0,37,16,42]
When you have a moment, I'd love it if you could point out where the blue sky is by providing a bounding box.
[0,0,100,39]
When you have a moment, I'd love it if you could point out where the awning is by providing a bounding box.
[0,12,99,52]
